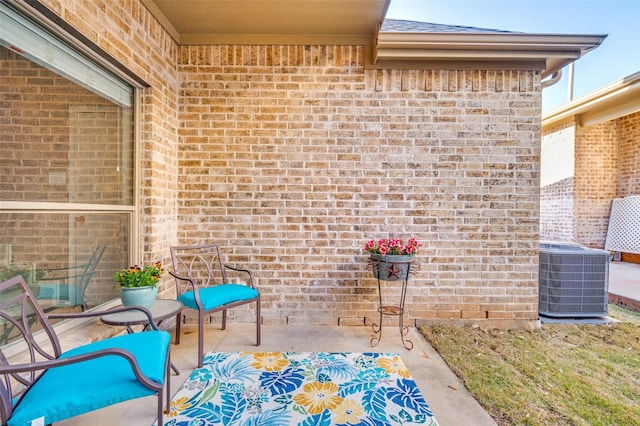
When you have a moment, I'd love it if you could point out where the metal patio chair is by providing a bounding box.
[0,276,171,425]
[37,244,106,310]
[170,243,260,367]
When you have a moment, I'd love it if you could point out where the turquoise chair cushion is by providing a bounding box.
[9,330,170,426]
[38,283,82,306]
[178,284,258,311]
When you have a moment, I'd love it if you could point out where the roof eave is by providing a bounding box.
[374,32,607,78]
[179,34,373,45]
[542,71,640,129]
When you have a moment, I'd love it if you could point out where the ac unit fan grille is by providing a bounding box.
[539,242,609,318]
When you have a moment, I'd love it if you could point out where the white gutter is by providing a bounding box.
[375,32,607,78]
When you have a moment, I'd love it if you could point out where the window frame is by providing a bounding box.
[0,2,144,308]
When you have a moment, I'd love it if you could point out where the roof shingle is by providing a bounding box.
[381,18,518,34]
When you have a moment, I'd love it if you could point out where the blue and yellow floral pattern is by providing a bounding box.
[162,352,438,425]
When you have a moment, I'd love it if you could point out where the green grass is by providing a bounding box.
[418,305,640,426]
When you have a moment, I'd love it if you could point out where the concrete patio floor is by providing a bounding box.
[608,260,640,309]
[56,322,497,426]
[53,260,640,426]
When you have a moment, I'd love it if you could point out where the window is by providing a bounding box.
[0,3,137,319]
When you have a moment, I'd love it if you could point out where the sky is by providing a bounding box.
[385,0,640,113]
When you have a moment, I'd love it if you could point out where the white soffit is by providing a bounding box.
[141,0,390,45]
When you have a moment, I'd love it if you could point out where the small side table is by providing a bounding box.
[100,299,183,374]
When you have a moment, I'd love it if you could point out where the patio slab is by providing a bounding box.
[609,261,640,310]
[55,323,497,425]
[39,261,640,425]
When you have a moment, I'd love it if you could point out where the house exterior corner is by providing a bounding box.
[8,0,546,329]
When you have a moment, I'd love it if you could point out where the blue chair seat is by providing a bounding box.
[178,283,258,310]
[9,330,170,426]
[170,243,261,368]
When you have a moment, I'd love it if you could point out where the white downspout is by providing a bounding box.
[567,62,575,101]
[541,69,563,89]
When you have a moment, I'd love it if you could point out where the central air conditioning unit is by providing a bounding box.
[539,241,610,318]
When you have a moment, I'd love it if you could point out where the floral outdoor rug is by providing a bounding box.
[162,351,439,425]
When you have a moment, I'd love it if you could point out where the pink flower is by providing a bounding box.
[363,237,421,256]
[363,240,376,252]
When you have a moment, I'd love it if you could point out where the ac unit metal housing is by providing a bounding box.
[539,241,610,317]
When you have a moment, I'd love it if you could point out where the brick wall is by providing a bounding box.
[541,110,640,249]
[177,45,541,327]
[540,121,575,241]
[574,121,619,247]
[540,119,618,248]
[540,177,575,241]
[20,0,542,327]
[618,111,640,197]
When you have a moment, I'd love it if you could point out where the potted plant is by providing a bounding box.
[113,262,163,308]
[364,238,422,281]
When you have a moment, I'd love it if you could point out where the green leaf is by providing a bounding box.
[199,379,220,404]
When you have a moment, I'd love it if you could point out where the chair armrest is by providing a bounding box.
[47,306,161,330]
[38,272,90,282]
[39,263,91,280]
[0,347,160,389]
[167,271,198,287]
[168,270,200,290]
[223,264,256,288]
[168,270,206,307]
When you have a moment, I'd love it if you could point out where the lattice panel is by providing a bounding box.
[605,195,640,254]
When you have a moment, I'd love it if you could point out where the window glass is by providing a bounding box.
[0,6,136,329]
[0,45,134,205]
[0,212,129,315]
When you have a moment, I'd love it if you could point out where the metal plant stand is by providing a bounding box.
[369,255,414,350]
